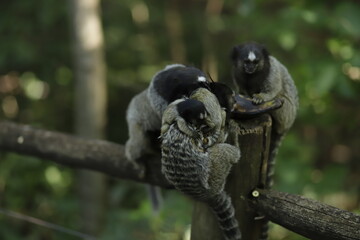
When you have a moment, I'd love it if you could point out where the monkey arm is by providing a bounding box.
[252,81,281,104]
[176,117,200,138]
[252,56,284,104]
[252,92,278,104]
[206,143,241,195]
[217,110,228,143]
[125,90,161,162]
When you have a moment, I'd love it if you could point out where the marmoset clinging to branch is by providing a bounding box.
[230,42,299,188]
[125,64,212,213]
[125,64,234,162]
[125,64,236,213]
[161,88,242,240]
[125,64,210,163]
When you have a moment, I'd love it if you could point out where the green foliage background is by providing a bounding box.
[0,0,359,239]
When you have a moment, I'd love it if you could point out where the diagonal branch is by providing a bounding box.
[251,189,360,240]
[0,121,170,188]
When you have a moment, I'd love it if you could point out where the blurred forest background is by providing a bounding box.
[0,0,359,239]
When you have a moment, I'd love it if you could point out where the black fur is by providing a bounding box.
[231,42,271,95]
[152,65,235,125]
[208,82,234,123]
[177,99,207,127]
[209,82,234,113]
[153,66,210,103]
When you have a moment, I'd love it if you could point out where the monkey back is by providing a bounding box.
[161,124,214,201]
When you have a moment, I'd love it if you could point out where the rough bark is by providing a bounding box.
[251,189,360,240]
[191,115,272,240]
[0,121,169,188]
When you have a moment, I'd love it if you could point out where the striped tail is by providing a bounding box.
[146,185,163,215]
[260,132,286,240]
[209,192,241,240]
[265,132,285,188]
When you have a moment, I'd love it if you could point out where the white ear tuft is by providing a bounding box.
[197,76,206,82]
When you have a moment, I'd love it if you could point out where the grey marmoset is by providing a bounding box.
[161,88,242,240]
[125,64,236,212]
[231,42,298,240]
[231,42,298,188]
[125,64,210,213]
[125,64,209,163]
[125,64,234,163]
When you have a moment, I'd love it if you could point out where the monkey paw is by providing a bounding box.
[125,140,147,177]
[252,94,265,105]
[125,139,144,162]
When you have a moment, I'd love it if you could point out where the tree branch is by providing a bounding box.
[0,121,170,188]
[251,189,360,240]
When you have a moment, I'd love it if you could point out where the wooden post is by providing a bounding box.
[191,115,272,240]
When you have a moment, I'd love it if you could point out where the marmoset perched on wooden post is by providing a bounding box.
[231,42,299,188]
[231,42,298,240]
[160,88,242,240]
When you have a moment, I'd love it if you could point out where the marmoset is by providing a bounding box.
[231,42,298,188]
[125,64,234,162]
[231,42,298,240]
[125,64,209,162]
[161,88,241,240]
[125,64,235,213]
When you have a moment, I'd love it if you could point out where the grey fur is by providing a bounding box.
[161,88,242,240]
[125,64,187,214]
[232,46,298,240]
[125,89,162,162]
[125,64,186,162]
[233,54,299,187]
[125,64,211,214]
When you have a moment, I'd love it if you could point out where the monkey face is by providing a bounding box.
[238,50,263,74]
[231,42,268,75]
[177,99,208,128]
[243,58,259,74]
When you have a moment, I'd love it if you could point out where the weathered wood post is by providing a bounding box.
[191,115,272,240]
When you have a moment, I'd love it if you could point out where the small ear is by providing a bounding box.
[230,45,241,62]
[260,44,270,57]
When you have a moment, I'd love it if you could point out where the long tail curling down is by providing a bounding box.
[209,193,241,240]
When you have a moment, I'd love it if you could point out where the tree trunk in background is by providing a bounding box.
[165,0,187,63]
[201,0,224,82]
[68,0,107,236]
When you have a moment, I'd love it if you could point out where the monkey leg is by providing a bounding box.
[126,89,161,163]
[125,121,152,163]
[206,143,240,195]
